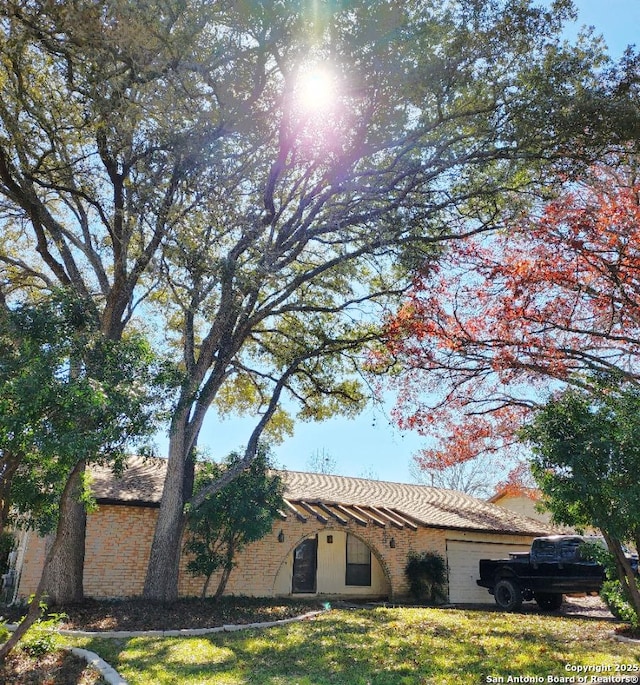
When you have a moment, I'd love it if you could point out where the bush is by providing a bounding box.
[582,542,640,628]
[600,581,639,628]
[404,551,447,603]
[0,532,14,575]
[17,604,67,657]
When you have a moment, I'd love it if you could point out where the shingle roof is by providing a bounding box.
[281,470,551,535]
[91,456,166,505]
[90,456,551,536]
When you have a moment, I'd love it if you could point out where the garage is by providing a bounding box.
[446,539,532,604]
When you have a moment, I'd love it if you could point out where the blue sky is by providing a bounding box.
[169,2,640,485]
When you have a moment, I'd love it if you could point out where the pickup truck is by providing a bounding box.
[476,535,606,611]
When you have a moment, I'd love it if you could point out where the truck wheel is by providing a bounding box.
[494,579,523,611]
[534,593,563,611]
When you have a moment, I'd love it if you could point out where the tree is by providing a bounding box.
[184,448,284,599]
[0,0,207,601]
[143,0,633,603]
[0,0,633,602]
[520,377,640,623]
[380,159,640,483]
[409,454,499,498]
[307,449,338,475]
[0,292,164,660]
[0,293,163,537]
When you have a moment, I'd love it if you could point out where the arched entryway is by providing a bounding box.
[274,529,391,598]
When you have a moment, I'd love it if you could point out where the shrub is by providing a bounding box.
[404,551,447,603]
[17,605,67,657]
[582,542,640,628]
[0,621,10,644]
[0,532,14,575]
[600,581,639,628]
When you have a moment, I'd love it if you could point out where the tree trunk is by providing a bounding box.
[214,542,235,601]
[0,453,21,538]
[40,461,86,605]
[143,425,188,602]
[144,372,282,602]
[200,573,212,599]
[603,532,640,618]
[0,461,84,662]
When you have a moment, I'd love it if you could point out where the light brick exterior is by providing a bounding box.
[16,501,496,602]
[14,464,550,603]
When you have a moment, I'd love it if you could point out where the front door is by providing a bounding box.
[292,537,317,593]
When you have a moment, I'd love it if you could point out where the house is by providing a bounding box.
[14,457,555,604]
[488,487,552,525]
[489,488,589,536]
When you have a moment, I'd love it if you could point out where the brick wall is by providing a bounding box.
[84,505,157,597]
[15,502,496,602]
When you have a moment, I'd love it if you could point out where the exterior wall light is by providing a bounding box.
[278,529,285,543]
[389,538,396,549]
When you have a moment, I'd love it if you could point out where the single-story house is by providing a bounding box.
[14,457,555,604]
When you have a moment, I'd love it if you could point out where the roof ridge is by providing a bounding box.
[276,468,470,496]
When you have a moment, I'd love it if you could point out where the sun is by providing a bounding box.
[295,65,337,113]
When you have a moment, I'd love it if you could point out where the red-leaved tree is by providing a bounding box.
[379,161,640,486]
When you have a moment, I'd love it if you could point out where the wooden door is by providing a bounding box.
[292,537,317,593]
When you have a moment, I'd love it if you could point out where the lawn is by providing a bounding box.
[69,606,640,685]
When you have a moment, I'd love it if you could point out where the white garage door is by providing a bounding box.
[446,540,531,604]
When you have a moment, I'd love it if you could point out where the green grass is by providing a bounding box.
[68,607,639,685]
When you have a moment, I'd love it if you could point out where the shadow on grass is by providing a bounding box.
[81,606,638,685]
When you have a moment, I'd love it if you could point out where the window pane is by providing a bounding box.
[346,535,371,586]
[347,535,371,565]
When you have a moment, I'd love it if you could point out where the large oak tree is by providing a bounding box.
[0,0,635,602]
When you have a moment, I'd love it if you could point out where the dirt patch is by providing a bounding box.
[3,596,324,632]
[562,595,616,620]
[0,650,105,685]
[0,597,323,684]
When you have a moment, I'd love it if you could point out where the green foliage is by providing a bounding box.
[601,581,640,628]
[404,551,447,603]
[581,541,640,627]
[521,375,640,623]
[522,377,640,537]
[0,292,169,534]
[184,445,284,598]
[19,609,67,658]
[0,621,9,644]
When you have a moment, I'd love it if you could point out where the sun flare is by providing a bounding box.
[296,65,337,112]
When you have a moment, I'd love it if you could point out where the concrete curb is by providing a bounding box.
[7,609,327,685]
[609,630,640,644]
[69,647,128,685]
[56,609,326,639]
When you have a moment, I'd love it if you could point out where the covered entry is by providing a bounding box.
[275,530,391,598]
[446,539,531,603]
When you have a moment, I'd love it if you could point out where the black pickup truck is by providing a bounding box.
[477,535,606,611]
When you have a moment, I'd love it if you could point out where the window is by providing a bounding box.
[346,534,371,586]
[560,539,582,561]
[534,540,556,561]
